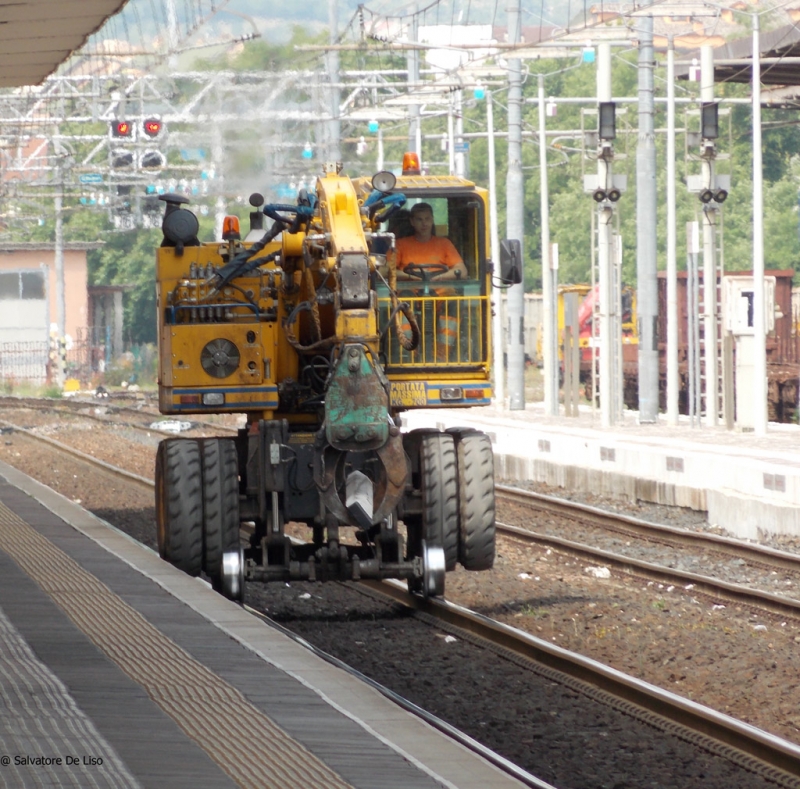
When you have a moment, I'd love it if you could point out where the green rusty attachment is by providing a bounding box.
[325,344,390,452]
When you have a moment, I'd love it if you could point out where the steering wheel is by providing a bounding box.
[402,263,449,281]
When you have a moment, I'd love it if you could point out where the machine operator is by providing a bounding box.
[395,203,468,282]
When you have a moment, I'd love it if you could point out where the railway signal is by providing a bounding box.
[111,120,133,138]
[143,118,164,138]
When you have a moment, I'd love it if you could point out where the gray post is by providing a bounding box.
[455,88,466,178]
[212,95,225,239]
[166,0,179,69]
[596,43,615,428]
[686,222,701,426]
[407,6,420,154]
[539,74,557,415]
[506,0,525,411]
[53,125,65,383]
[598,204,614,428]
[112,290,124,356]
[666,38,679,425]
[326,0,341,162]
[54,190,65,333]
[636,0,659,422]
[752,13,768,434]
[701,45,719,426]
[487,92,505,409]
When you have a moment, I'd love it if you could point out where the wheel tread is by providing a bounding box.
[457,432,495,571]
[157,438,203,576]
[420,433,459,571]
[202,438,241,579]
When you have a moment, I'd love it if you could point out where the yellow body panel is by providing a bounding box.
[335,309,378,344]
[156,170,495,417]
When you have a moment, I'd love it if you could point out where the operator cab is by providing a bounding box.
[381,194,483,286]
[370,157,490,372]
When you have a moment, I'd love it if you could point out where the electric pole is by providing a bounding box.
[636,0,659,423]
[327,0,341,162]
[506,0,525,411]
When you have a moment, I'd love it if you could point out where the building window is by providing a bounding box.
[0,272,16,300]
[0,271,45,300]
[20,271,45,300]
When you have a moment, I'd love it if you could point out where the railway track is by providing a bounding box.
[496,484,800,618]
[0,394,240,437]
[6,414,800,618]
[4,418,800,785]
[360,579,800,784]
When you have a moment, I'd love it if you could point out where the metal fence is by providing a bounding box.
[0,330,155,388]
[0,341,50,385]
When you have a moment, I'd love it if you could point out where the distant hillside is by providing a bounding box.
[97,0,574,51]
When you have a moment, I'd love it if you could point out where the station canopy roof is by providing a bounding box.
[0,0,128,88]
[679,22,800,107]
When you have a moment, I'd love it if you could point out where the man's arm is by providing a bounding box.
[431,260,467,280]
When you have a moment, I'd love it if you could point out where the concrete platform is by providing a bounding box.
[0,459,535,789]
[403,402,800,541]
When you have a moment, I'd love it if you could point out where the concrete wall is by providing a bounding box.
[403,408,800,543]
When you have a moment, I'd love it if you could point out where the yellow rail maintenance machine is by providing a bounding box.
[154,153,521,601]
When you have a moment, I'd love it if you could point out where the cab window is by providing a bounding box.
[381,196,482,279]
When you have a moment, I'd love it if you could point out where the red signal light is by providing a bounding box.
[112,120,132,138]
[143,119,162,138]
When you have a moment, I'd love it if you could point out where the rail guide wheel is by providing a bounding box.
[421,540,445,598]
[201,438,241,585]
[220,547,245,603]
[155,438,203,577]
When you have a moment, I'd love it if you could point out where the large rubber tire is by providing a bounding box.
[455,432,496,571]
[155,438,203,577]
[419,432,459,572]
[201,438,241,581]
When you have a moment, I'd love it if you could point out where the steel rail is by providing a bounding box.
[242,601,558,789]
[0,397,239,436]
[364,579,800,782]
[0,419,154,493]
[497,483,800,574]
[496,519,800,619]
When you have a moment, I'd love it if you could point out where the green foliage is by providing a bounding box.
[460,50,800,292]
[89,227,162,344]
[40,384,63,399]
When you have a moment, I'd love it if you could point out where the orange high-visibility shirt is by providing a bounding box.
[395,236,463,270]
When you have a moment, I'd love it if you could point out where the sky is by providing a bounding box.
[91,0,576,53]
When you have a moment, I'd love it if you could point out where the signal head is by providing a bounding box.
[143,118,163,138]
[111,120,132,138]
[699,188,714,204]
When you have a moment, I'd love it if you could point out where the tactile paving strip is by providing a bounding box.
[0,501,354,789]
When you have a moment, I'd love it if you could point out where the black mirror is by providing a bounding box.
[499,239,523,285]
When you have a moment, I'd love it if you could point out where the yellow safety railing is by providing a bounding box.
[378,292,489,369]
